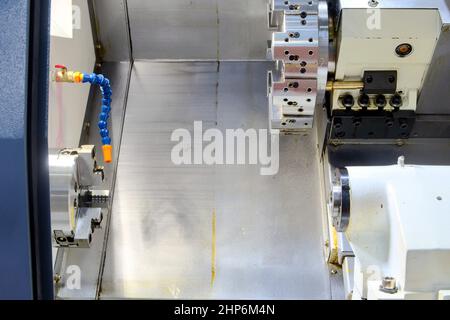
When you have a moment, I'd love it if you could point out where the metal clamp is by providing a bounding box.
[49,145,109,248]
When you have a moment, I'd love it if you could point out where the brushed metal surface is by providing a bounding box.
[126,0,270,60]
[217,0,271,60]
[100,61,331,299]
[91,0,131,62]
[418,27,450,115]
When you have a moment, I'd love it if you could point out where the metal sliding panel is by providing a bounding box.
[100,61,331,299]
[217,0,271,59]
[126,0,270,60]
[127,0,219,60]
[418,26,450,114]
[91,0,132,62]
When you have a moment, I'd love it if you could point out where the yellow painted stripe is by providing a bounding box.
[70,205,75,231]
[332,226,338,250]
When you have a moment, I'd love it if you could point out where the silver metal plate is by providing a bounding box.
[126,0,271,60]
[92,0,132,62]
[100,61,331,299]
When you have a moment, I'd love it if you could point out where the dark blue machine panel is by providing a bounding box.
[0,0,34,300]
[0,0,53,299]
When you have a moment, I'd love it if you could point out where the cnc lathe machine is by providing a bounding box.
[0,0,449,300]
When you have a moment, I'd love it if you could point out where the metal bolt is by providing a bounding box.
[375,94,387,109]
[342,94,355,108]
[380,277,398,294]
[390,94,403,108]
[358,94,370,109]
[330,269,338,275]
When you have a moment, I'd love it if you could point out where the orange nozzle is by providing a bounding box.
[102,145,113,163]
[74,72,83,83]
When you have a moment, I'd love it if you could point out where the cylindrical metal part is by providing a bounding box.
[48,151,79,237]
[326,81,364,91]
[330,168,350,232]
[380,277,398,293]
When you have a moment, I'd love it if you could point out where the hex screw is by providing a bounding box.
[375,94,387,109]
[380,277,398,294]
[342,94,355,108]
[358,94,370,109]
[390,94,403,108]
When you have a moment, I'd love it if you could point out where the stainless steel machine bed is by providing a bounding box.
[99,61,333,299]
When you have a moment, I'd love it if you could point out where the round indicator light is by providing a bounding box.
[395,43,413,58]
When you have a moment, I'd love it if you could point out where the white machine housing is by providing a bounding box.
[333,9,441,111]
[344,159,450,300]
